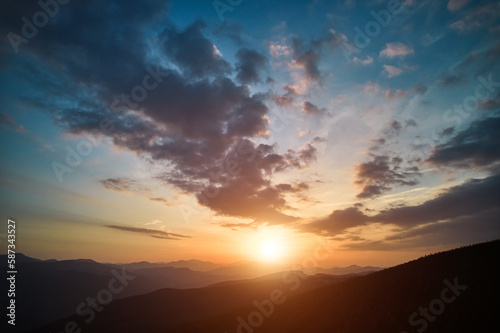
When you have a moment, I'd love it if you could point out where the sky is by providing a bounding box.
[0,0,499,268]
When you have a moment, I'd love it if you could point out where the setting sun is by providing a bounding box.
[259,240,283,262]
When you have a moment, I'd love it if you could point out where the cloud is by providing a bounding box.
[161,20,232,78]
[105,225,190,240]
[272,84,301,107]
[412,84,428,95]
[427,115,500,169]
[380,42,414,58]
[292,50,322,84]
[300,207,369,236]
[383,65,403,78]
[385,89,408,99]
[301,101,326,115]
[289,30,347,85]
[374,172,500,227]
[353,56,373,65]
[447,0,469,11]
[269,41,292,59]
[150,197,168,203]
[383,64,417,78]
[449,3,500,32]
[440,73,467,87]
[355,119,422,199]
[0,113,26,133]
[354,154,421,199]
[235,48,268,84]
[1,0,313,225]
[99,178,148,192]
[302,171,500,239]
[188,139,321,225]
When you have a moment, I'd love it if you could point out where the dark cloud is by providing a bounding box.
[302,172,500,239]
[427,115,500,169]
[438,127,455,137]
[99,178,148,192]
[186,139,320,225]
[1,0,170,95]
[235,48,267,84]
[356,119,422,198]
[301,101,326,115]
[294,50,321,83]
[161,20,232,78]
[412,83,428,95]
[0,1,336,226]
[300,207,369,236]
[354,155,421,199]
[105,225,190,240]
[405,119,418,128]
[150,197,167,203]
[289,30,346,85]
[383,120,403,137]
[440,73,467,87]
[375,173,500,227]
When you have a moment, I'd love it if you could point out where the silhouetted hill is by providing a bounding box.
[0,255,223,331]
[26,272,346,333]
[27,240,500,332]
[208,261,286,278]
[315,264,383,275]
[119,259,221,272]
[178,240,500,333]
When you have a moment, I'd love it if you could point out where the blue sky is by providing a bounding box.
[0,0,499,266]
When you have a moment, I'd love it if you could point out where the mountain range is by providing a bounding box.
[14,240,500,332]
[1,254,379,331]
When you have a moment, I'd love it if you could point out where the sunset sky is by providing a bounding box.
[1,0,499,268]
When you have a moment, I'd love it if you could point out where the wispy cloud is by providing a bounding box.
[105,225,191,240]
[99,178,149,193]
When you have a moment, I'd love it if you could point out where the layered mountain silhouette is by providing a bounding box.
[1,254,377,331]
[21,240,499,332]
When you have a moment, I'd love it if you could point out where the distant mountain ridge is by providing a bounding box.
[25,240,500,333]
[1,254,376,331]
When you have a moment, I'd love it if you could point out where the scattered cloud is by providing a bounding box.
[301,101,326,115]
[353,56,373,65]
[380,42,414,58]
[449,3,500,33]
[302,171,500,240]
[354,154,421,199]
[383,65,403,78]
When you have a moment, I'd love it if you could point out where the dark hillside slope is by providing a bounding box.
[28,240,500,333]
[174,240,500,332]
